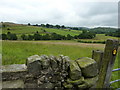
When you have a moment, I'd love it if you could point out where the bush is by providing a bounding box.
[21,34,28,40]
[34,33,41,40]
[2,34,7,40]
[78,40,105,44]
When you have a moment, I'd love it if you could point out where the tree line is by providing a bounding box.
[1,31,96,40]
[105,30,120,37]
[28,23,89,30]
[28,23,66,29]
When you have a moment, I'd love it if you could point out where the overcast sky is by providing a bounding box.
[0,0,119,27]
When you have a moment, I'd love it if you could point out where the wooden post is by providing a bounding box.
[96,39,119,88]
[92,50,103,73]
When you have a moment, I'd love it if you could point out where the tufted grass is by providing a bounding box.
[2,40,97,65]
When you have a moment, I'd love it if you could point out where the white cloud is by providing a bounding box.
[0,0,118,27]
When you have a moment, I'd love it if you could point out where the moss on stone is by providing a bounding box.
[69,61,82,80]
[76,57,98,77]
[76,57,96,68]
[84,75,98,88]
[67,77,84,85]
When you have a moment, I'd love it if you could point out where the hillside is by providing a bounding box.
[2,22,82,36]
[1,22,119,41]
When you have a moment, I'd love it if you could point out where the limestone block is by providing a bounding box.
[1,64,27,81]
[26,55,40,65]
[40,55,50,69]
[69,61,82,80]
[1,64,27,73]
[26,55,42,75]
[2,80,24,88]
[76,57,98,77]
[50,57,58,70]
[60,55,70,71]
[27,60,42,75]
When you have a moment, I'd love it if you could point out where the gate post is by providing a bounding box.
[96,39,119,88]
[92,50,103,73]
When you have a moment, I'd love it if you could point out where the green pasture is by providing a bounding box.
[78,34,119,42]
[44,28,81,36]
[2,40,98,65]
[2,25,43,34]
[2,25,81,36]
[94,34,119,40]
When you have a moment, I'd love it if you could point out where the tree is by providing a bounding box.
[28,23,31,26]
[55,25,60,29]
[41,24,45,27]
[34,33,41,40]
[7,28,10,30]
[2,34,7,40]
[7,33,17,40]
[82,30,87,33]
[11,34,17,40]
[28,35,33,40]
[66,34,73,40]
[2,24,6,28]
[61,25,65,29]
[46,24,50,28]
[42,34,50,40]
[43,30,46,32]
[21,34,28,40]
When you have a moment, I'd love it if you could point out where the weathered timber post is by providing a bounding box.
[92,50,103,72]
[96,39,119,88]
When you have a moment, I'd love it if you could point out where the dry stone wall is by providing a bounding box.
[1,55,98,89]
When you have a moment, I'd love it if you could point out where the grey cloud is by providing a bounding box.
[0,0,118,27]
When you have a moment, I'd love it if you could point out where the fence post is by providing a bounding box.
[92,50,103,73]
[96,39,119,88]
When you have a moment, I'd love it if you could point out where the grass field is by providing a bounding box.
[2,40,119,88]
[2,24,81,37]
[2,40,104,65]
[78,34,119,42]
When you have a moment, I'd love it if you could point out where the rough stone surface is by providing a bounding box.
[26,55,40,65]
[1,64,27,73]
[1,64,27,81]
[2,80,24,88]
[84,76,98,88]
[69,61,82,80]
[76,57,98,77]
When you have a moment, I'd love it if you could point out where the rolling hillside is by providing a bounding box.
[1,22,119,41]
[2,22,82,37]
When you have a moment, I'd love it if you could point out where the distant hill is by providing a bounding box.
[2,22,117,35]
[89,27,117,34]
